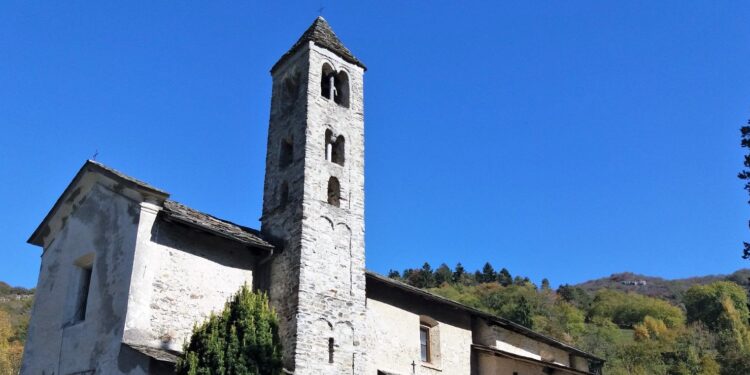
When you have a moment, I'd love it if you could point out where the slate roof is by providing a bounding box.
[161,200,274,251]
[28,160,169,246]
[87,160,168,196]
[271,16,366,73]
[472,344,597,375]
[28,159,274,252]
[125,344,179,363]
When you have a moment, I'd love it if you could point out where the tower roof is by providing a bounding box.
[271,16,366,72]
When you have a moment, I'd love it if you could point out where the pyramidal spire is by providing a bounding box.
[272,16,366,72]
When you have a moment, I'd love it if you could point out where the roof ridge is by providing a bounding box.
[271,17,366,73]
[164,199,263,236]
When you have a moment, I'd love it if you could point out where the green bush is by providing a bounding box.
[176,285,283,375]
[589,289,685,328]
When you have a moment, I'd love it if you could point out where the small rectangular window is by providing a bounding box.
[420,325,430,362]
[74,265,93,322]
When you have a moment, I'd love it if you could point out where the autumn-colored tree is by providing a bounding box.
[684,281,749,332]
[0,310,23,375]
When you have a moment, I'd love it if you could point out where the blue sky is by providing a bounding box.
[2,1,749,288]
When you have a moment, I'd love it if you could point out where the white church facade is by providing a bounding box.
[21,17,603,375]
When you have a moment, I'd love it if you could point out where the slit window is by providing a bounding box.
[327,177,340,207]
[279,182,289,208]
[328,337,334,363]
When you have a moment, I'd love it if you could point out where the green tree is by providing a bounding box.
[433,263,453,286]
[589,289,684,328]
[497,268,512,287]
[429,283,483,309]
[387,269,400,279]
[452,263,466,283]
[473,270,483,284]
[666,323,720,375]
[176,285,282,375]
[481,284,541,328]
[684,282,750,332]
[541,278,551,291]
[532,301,585,344]
[413,263,435,288]
[480,262,496,284]
[557,284,592,311]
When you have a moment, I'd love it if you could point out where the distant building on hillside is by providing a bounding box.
[621,280,648,286]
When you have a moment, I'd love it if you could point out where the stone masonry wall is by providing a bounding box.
[261,44,310,370]
[261,41,367,374]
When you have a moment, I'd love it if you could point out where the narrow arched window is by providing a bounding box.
[327,177,340,207]
[331,135,345,166]
[281,72,300,111]
[333,71,349,107]
[325,129,334,161]
[279,182,289,208]
[321,63,334,99]
[279,138,293,169]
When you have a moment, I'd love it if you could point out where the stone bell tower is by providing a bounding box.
[260,17,367,374]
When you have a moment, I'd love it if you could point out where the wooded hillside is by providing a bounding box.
[0,282,32,374]
[389,263,750,375]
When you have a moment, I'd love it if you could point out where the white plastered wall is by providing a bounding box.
[123,209,258,353]
[365,298,472,375]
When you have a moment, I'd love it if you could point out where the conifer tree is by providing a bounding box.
[433,263,453,286]
[176,285,283,375]
[480,262,496,284]
[541,278,551,291]
[452,263,466,283]
[497,268,512,287]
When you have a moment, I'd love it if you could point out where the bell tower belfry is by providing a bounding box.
[260,17,367,374]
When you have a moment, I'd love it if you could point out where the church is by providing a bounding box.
[20,17,603,375]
